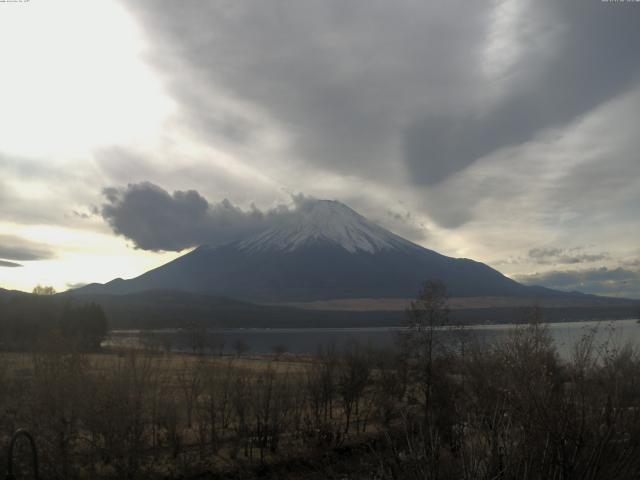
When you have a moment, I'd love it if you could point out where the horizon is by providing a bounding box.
[1,1,639,298]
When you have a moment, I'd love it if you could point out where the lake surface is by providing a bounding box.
[105,318,640,359]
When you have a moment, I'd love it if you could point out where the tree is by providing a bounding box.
[32,285,56,295]
[185,321,208,355]
[398,280,449,413]
[338,345,372,434]
[59,302,108,350]
[400,280,449,357]
[233,339,249,357]
[271,344,288,360]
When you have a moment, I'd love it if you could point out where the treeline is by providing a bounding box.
[0,294,108,350]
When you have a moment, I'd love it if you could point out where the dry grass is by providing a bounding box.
[0,350,312,375]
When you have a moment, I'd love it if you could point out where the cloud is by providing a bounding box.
[494,246,610,268]
[119,1,491,185]
[528,247,608,265]
[404,2,640,185]
[107,0,640,255]
[100,182,429,252]
[378,208,429,244]
[120,1,640,190]
[0,260,22,268]
[517,266,640,299]
[413,83,640,254]
[71,210,92,220]
[0,153,106,228]
[101,182,301,251]
[0,235,55,262]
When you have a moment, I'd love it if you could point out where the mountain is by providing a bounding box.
[0,287,28,298]
[76,200,589,302]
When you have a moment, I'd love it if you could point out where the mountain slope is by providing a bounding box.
[65,289,639,329]
[76,200,581,302]
[0,287,28,298]
[62,289,406,328]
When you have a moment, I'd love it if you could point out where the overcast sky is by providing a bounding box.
[1,0,639,298]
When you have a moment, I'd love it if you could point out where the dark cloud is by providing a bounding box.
[0,236,55,262]
[119,0,490,183]
[405,2,640,185]
[101,182,300,251]
[517,266,640,299]
[120,1,640,192]
[0,260,22,268]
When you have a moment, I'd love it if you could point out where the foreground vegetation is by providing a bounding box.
[1,283,640,479]
[0,291,107,351]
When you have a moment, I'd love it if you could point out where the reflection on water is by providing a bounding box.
[104,319,640,359]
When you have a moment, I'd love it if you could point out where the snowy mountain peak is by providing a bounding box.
[237,199,417,254]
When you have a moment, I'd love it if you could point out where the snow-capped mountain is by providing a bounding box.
[76,200,562,301]
[238,200,416,254]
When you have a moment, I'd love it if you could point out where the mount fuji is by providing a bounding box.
[76,200,572,302]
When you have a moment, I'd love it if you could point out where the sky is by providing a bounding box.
[0,0,639,298]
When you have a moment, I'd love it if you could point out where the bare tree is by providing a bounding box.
[271,344,288,361]
[177,357,204,429]
[338,344,371,434]
[197,357,236,454]
[399,279,449,416]
[32,285,56,295]
[233,339,249,358]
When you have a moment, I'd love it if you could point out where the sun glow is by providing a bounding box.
[0,0,174,157]
[0,222,182,293]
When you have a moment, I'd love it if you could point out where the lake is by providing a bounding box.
[105,318,640,359]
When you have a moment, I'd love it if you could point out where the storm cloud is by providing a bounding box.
[101,182,299,251]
